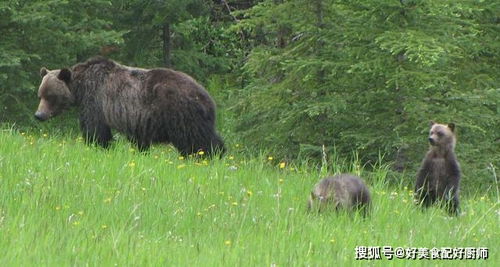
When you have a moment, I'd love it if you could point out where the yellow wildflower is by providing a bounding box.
[279,162,286,169]
[268,156,273,161]
[224,240,231,246]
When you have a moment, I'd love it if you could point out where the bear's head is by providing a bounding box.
[307,179,336,212]
[35,67,74,121]
[428,121,456,150]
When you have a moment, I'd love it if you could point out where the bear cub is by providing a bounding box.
[415,121,461,215]
[308,174,371,215]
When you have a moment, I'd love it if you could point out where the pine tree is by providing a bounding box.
[233,0,499,187]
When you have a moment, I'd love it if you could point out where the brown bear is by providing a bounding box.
[415,121,460,215]
[308,174,371,215]
[35,57,225,157]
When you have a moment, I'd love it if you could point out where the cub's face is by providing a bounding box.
[308,180,336,212]
[428,121,455,147]
[308,193,334,212]
[35,68,73,121]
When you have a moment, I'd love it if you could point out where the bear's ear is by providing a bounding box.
[58,68,71,84]
[448,123,455,132]
[429,120,436,127]
[40,67,48,77]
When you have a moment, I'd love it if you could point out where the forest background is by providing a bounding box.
[0,0,498,191]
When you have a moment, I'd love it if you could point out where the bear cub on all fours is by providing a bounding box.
[415,121,461,215]
[308,174,371,216]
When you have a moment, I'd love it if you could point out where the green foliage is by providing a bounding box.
[232,0,500,188]
[0,0,124,124]
[109,0,207,65]
[0,0,497,190]
[170,16,244,81]
[105,0,246,82]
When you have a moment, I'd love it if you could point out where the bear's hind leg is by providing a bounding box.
[415,184,435,208]
[446,196,460,216]
[415,191,437,212]
[443,188,460,216]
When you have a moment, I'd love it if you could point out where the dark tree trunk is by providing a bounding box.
[162,23,171,67]
[313,0,324,28]
[313,0,325,82]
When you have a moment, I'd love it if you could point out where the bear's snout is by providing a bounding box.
[34,111,49,121]
[428,137,435,145]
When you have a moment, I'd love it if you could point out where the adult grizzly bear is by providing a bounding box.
[415,121,460,215]
[35,57,225,156]
[308,174,371,216]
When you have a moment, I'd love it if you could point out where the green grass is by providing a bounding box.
[0,129,498,266]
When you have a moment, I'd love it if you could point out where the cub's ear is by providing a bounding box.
[429,120,436,127]
[58,68,71,84]
[40,67,48,77]
[448,123,455,132]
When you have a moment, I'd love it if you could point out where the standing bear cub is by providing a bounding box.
[308,174,371,216]
[35,57,225,157]
[415,121,461,215]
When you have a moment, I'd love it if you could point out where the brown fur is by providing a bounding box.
[35,57,225,156]
[415,121,461,215]
[308,174,371,215]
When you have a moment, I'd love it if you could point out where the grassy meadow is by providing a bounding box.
[0,129,498,266]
